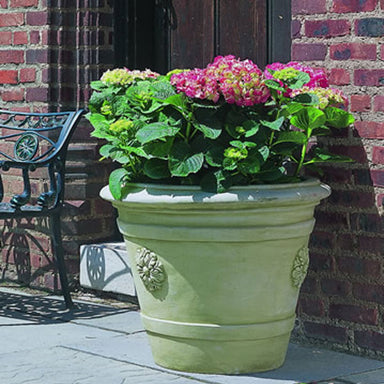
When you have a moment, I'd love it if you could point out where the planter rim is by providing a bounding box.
[100,178,331,207]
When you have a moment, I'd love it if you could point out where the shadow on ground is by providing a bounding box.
[0,290,133,324]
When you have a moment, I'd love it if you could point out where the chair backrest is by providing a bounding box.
[0,109,85,209]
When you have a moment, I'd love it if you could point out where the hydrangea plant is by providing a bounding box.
[87,55,354,198]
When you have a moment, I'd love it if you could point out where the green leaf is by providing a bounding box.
[136,122,180,144]
[86,113,110,131]
[99,144,115,158]
[168,142,204,177]
[273,131,307,145]
[109,168,130,200]
[205,145,224,167]
[200,170,232,193]
[90,81,107,91]
[306,148,353,164]
[264,79,286,92]
[194,121,222,139]
[285,103,305,115]
[143,159,170,179]
[290,107,326,131]
[243,120,260,138]
[143,138,173,159]
[119,145,149,158]
[260,116,285,131]
[163,94,187,109]
[288,71,311,89]
[238,147,269,175]
[291,93,320,105]
[324,107,355,128]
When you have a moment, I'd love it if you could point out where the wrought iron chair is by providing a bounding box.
[0,109,85,308]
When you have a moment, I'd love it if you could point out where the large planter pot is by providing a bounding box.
[100,179,330,374]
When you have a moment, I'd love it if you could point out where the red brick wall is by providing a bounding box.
[0,0,118,291]
[292,0,384,358]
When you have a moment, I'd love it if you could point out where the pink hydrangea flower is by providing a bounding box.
[171,55,270,106]
[290,86,349,109]
[264,62,329,93]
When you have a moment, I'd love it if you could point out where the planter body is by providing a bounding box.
[100,180,330,374]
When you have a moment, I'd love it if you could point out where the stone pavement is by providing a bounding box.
[1,287,384,384]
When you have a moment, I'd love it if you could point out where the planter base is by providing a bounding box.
[143,313,295,374]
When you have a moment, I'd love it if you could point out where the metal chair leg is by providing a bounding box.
[49,214,74,309]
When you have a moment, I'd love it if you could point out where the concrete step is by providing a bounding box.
[79,242,137,297]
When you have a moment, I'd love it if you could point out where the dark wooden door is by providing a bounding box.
[114,0,291,73]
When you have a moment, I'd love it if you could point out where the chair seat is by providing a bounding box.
[0,202,49,218]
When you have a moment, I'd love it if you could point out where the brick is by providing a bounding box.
[358,235,384,254]
[0,31,12,45]
[329,68,350,85]
[371,170,384,187]
[29,30,40,44]
[353,283,384,305]
[1,89,24,102]
[299,297,325,317]
[13,31,28,45]
[374,95,384,112]
[315,211,349,229]
[337,256,381,278]
[0,70,18,84]
[292,0,326,14]
[0,13,24,27]
[355,330,384,352]
[351,94,371,112]
[333,0,376,13]
[305,20,350,38]
[356,18,384,37]
[330,43,376,61]
[372,146,384,164]
[25,88,49,102]
[329,189,374,208]
[309,252,335,272]
[300,276,317,294]
[355,69,384,86]
[26,11,48,26]
[350,213,383,233]
[382,0,384,9]
[319,167,353,184]
[19,68,36,83]
[329,303,378,325]
[291,20,301,38]
[309,231,335,249]
[354,121,384,139]
[292,43,327,61]
[10,0,38,6]
[328,145,367,164]
[26,49,48,64]
[303,322,348,343]
[0,50,23,64]
[321,279,351,296]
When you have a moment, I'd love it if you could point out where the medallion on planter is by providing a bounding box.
[291,245,309,289]
[136,247,165,292]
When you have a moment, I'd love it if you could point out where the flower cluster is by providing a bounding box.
[291,86,348,109]
[264,61,329,90]
[171,55,270,106]
[101,68,160,87]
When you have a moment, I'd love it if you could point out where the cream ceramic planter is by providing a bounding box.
[100,179,330,374]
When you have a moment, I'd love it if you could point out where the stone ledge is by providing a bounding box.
[79,242,136,297]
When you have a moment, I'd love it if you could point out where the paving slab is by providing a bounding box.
[2,287,384,384]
